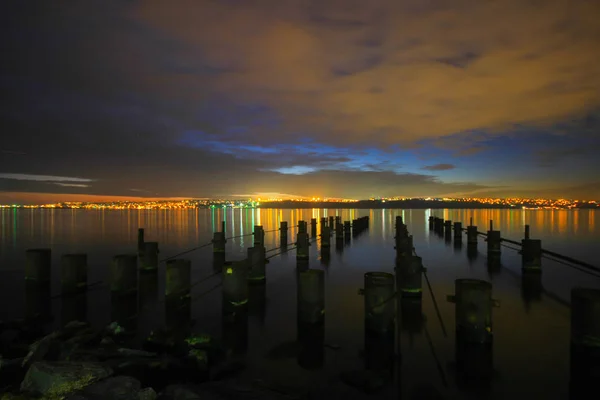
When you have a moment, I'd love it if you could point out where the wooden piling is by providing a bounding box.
[448,279,496,345]
[522,226,541,271]
[61,254,87,295]
[363,272,396,334]
[396,255,423,297]
[335,223,344,242]
[328,216,334,229]
[165,259,191,305]
[467,225,478,245]
[321,226,331,248]
[310,218,317,237]
[454,222,463,240]
[223,260,249,309]
[487,230,501,255]
[110,254,138,295]
[253,225,265,248]
[140,242,159,272]
[297,269,325,325]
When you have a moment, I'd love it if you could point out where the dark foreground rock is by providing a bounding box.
[20,361,113,396]
[157,380,303,400]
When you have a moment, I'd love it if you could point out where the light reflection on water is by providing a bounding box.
[0,208,598,399]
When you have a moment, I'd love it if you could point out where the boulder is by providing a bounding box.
[65,376,141,400]
[20,361,113,396]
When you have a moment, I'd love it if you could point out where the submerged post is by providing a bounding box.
[137,228,144,255]
[140,242,159,272]
[280,221,288,246]
[110,254,138,295]
[344,221,351,239]
[361,272,395,334]
[522,225,542,272]
[61,254,87,295]
[570,288,600,399]
[248,246,266,283]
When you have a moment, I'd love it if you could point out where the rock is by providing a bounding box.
[20,361,113,396]
[158,381,302,400]
[340,370,388,393]
[138,387,157,400]
[21,331,62,368]
[66,375,141,400]
[157,385,201,400]
[117,348,157,358]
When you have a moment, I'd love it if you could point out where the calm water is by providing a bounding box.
[1,208,599,399]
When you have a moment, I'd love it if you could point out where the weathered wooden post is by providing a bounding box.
[222,300,248,357]
[222,260,249,309]
[486,220,501,255]
[310,218,317,238]
[521,225,542,272]
[110,287,138,332]
[140,242,159,272]
[296,231,310,261]
[137,228,144,255]
[61,292,87,326]
[320,217,327,235]
[212,231,226,254]
[222,221,226,235]
[335,222,344,243]
[360,272,396,334]
[248,246,266,283]
[328,216,334,230]
[444,220,453,239]
[521,271,542,311]
[395,235,413,258]
[570,288,600,399]
[61,254,87,295]
[352,219,358,236]
[248,282,266,322]
[447,279,499,382]
[165,259,191,329]
[110,254,138,295]
[280,221,288,247]
[467,217,478,245]
[25,249,52,320]
[253,225,265,249]
[396,255,424,297]
[222,260,249,355]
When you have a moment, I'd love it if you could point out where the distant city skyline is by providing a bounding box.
[2,2,600,204]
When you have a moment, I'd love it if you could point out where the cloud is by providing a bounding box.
[0,174,93,183]
[421,164,455,171]
[53,183,91,188]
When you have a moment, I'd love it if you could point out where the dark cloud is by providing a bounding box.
[421,164,456,171]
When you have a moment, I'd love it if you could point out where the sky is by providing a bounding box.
[1,0,600,204]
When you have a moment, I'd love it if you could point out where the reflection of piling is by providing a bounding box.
[521,271,542,310]
[296,232,310,261]
[569,288,600,400]
[365,327,395,374]
[165,259,191,329]
[321,227,331,248]
[454,222,463,241]
[25,248,51,289]
[248,283,266,323]
[61,254,87,295]
[448,279,496,381]
[248,246,266,283]
[362,272,395,334]
[467,243,478,263]
[110,291,138,331]
[137,228,144,255]
[110,254,138,295]
[213,252,226,272]
[396,255,423,297]
[140,242,159,272]
[320,249,330,267]
[280,221,288,246]
[521,225,542,272]
[297,320,325,370]
[401,297,424,345]
[487,253,502,277]
[253,225,265,248]
[486,221,501,255]
[61,292,87,326]
[212,232,226,254]
[222,305,248,357]
[310,218,317,238]
[344,221,351,241]
[297,269,325,325]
